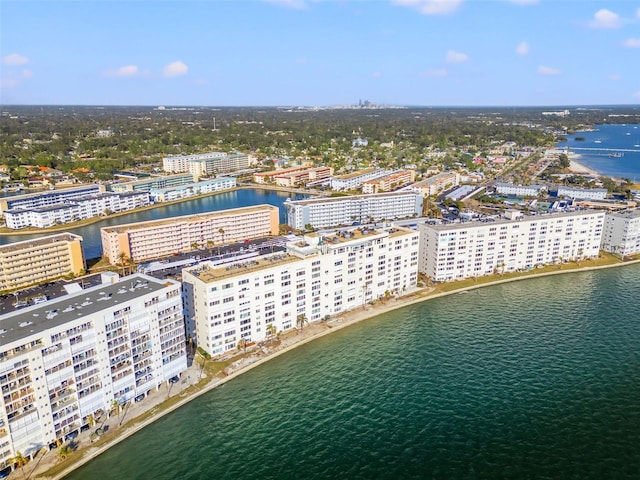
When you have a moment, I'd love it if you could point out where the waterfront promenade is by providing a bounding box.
[18,255,638,480]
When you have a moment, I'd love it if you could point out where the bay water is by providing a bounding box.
[556,124,640,180]
[0,189,304,259]
[66,265,640,479]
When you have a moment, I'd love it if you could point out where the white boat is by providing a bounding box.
[594,140,602,144]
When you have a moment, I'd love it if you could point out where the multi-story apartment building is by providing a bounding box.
[0,233,85,291]
[419,209,605,282]
[253,166,310,184]
[0,274,187,467]
[410,172,460,197]
[274,167,332,188]
[182,226,420,357]
[495,183,547,197]
[109,174,195,193]
[162,152,250,176]
[285,191,423,230]
[601,208,640,256]
[101,205,279,264]
[5,192,150,229]
[361,170,415,194]
[557,186,607,200]
[330,168,389,191]
[0,186,104,217]
[148,177,236,202]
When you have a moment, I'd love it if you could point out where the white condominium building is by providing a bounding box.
[557,186,607,200]
[495,183,547,197]
[419,209,605,282]
[182,226,420,357]
[109,174,196,193]
[0,233,85,292]
[0,274,186,467]
[330,168,390,191]
[148,177,236,202]
[601,209,640,256]
[162,152,250,176]
[274,167,332,188]
[4,192,150,229]
[101,205,280,264]
[410,172,460,197]
[285,191,423,230]
[0,185,104,217]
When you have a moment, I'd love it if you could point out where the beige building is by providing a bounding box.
[362,170,415,194]
[0,233,85,292]
[410,172,460,197]
[253,166,310,184]
[100,205,280,264]
[274,166,332,187]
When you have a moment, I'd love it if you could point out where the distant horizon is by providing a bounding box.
[2,1,640,106]
[2,103,639,110]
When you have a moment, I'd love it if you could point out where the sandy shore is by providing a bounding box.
[22,258,639,480]
[568,156,600,176]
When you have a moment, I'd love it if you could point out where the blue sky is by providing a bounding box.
[1,0,639,106]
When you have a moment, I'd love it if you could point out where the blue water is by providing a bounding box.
[66,265,640,480]
[0,189,305,259]
[556,124,640,180]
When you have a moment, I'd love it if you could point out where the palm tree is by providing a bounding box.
[207,239,214,255]
[296,314,308,333]
[110,399,121,423]
[11,451,28,478]
[266,323,277,338]
[190,241,199,252]
[237,337,248,352]
[196,346,211,379]
[218,228,225,245]
[58,445,72,461]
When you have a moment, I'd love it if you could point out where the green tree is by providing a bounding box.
[296,314,308,333]
[58,444,73,461]
[11,451,28,478]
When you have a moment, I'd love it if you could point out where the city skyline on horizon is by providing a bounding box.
[1,1,640,107]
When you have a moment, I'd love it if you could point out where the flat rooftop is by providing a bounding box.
[333,167,380,180]
[187,253,300,283]
[0,274,175,346]
[286,190,418,206]
[0,233,82,255]
[421,209,605,232]
[101,204,277,233]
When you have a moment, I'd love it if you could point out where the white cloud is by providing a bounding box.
[509,0,539,5]
[0,69,33,89]
[371,71,382,78]
[262,0,308,9]
[295,58,308,65]
[392,0,462,16]
[622,38,640,48]
[589,9,621,29]
[21,70,33,79]
[516,41,529,55]
[163,61,189,78]
[446,50,469,63]
[2,53,29,66]
[420,69,448,78]
[637,7,640,19]
[538,65,561,76]
[116,65,139,77]
[608,74,621,81]
[634,90,640,98]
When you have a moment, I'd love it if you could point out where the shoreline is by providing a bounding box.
[43,256,640,480]
[568,155,600,177]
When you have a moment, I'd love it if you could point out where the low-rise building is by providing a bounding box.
[109,174,195,193]
[4,192,150,229]
[410,172,460,197]
[182,226,419,357]
[419,209,605,282]
[361,170,415,194]
[330,168,390,191]
[496,183,547,197]
[601,208,640,256]
[101,205,279,264]
[273,167,332,188]
[557,186,607,200]
[253,166,310,184]
[0,185,105,217]
[285,191,423,230]
[148,177,236,202]
[0,274,186,467]
[0,233,85,291]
